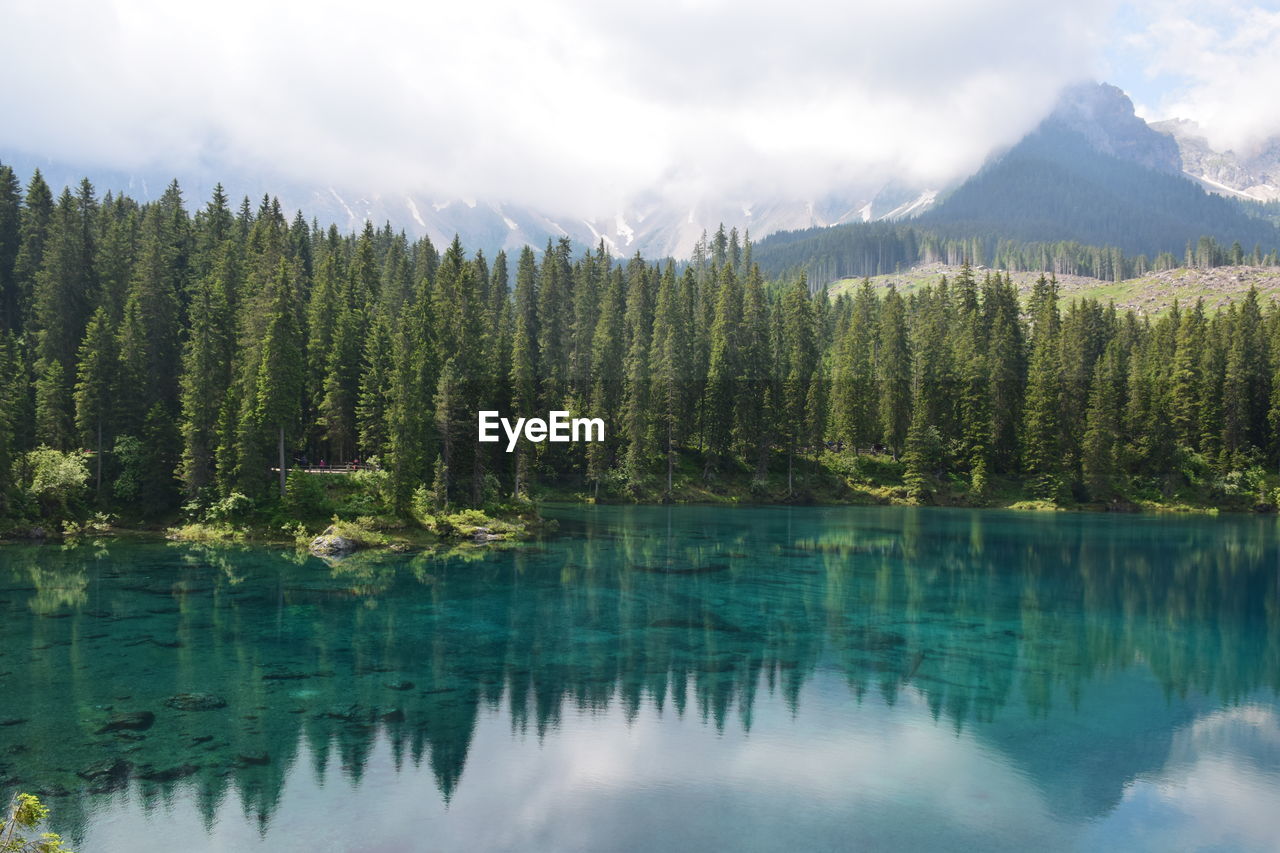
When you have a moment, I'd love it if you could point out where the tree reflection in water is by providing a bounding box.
[0,505,1277,845]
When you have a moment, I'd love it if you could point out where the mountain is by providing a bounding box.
[915,82,1280,258]
[1150,118,1280,202]
[751,82,1280,284]
[287,181,943,261]
[1,150,936,263]
[1047,82,1182,174]
[8,80,1274,266]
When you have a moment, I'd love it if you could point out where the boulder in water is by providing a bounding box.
[309,525,358,556]
[165,692,228,711]
[77,758,132,791]
[96,711,155,734]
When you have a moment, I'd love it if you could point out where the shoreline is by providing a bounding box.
[1,496,1259,553]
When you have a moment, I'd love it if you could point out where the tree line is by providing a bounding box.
[753,220,1280,286]
[3,164,1280,519]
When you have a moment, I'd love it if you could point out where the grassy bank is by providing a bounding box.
[2,462,545,552]
[537,446,1275,515]
[4,446,1274,551]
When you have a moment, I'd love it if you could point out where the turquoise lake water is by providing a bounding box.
[2,504,1279,851]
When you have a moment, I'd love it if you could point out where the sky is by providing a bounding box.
[1,0,1278,214]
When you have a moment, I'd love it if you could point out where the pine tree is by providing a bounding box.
[1022,276,1063,498]
[704,263,740,474]
[73,308,117,495]
[509,247,539,496]
[621,255,653,484]
[876,286,910,459]
[649,262,689,496]
[986,274,1025,473]
[832,279,879,452]
[356,314,393,460]
[0,163,22,331]
[1171,299,1205,451]
[586,267,625,497]
[781,277,816,493]
[12,169,54,331]
[1082,341,1123,500]
[179,251,235,496]
[737,264,772,477]
[254,260,306,497]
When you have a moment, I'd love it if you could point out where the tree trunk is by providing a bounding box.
[96,419,103,495]
[278,424,287,497]
[666,421,673,496]
[514,450,522,499]
[787,444,794,496]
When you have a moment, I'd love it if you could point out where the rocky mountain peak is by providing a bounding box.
[1046,81,1182,174]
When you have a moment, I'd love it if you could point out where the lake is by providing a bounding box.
[2,505,1279,852]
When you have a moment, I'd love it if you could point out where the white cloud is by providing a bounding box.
[0,0,1122,213]
[1123,0,1280,152]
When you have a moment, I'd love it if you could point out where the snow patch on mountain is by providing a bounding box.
[883,189,938,220]
[328,188,356,225]
[406,197,426,228]
[1153,118,1280,202]
[615,214,635,246]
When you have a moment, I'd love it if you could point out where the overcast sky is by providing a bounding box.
[1,0,1278,213]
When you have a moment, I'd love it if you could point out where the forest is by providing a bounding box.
[4,164,1280,534]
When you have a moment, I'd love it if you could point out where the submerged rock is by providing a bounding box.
[262,670,310,681]
[309,526,358,556]
[165,693,228,712]
[96,711,155,734]
[137,763,200,782]
[77,758,132,790]
[323,704,366,723]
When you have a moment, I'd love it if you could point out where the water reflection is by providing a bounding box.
[1,506,1278,850]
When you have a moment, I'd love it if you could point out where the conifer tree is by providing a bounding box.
[510,247,539,496]
[0,164,21,331]
[704,263,740,473]
[876,286,910,459]
[1171,299,1205,451]
[356,314,393,461]
[1082,340,1123,500]
[74,307,117,495]
[12,170,54,331]
[781,277,816,492]
[254,260,306,497]
[737,264,772,476]
[621,255,654,484]
[649,262,688,495]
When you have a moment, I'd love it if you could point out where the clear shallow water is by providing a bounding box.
[1,505,1279,852]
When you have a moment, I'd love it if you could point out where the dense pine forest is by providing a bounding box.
[754,220,1280,286]
[5,164,1280,535]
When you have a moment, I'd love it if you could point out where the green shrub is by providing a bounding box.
[205,491,255,524]
[111,434,144,503]
[327,516,388,547]
[351,467,393,509]
[283,470,328,518]
[3,792,73,852]
[16,447,89,520]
